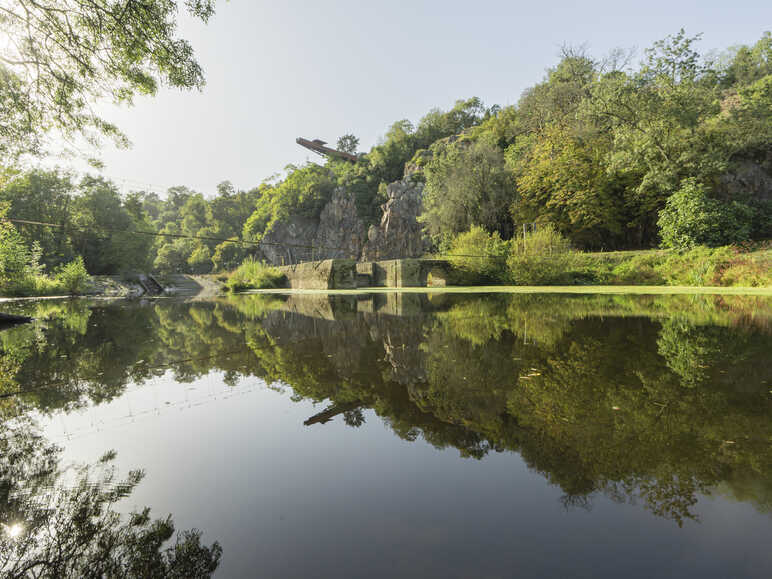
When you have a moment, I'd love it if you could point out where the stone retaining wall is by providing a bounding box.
[277,258,455,289]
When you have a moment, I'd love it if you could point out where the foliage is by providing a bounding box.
[0,0,216,163]
[571,245,771,287]
[421,139,513,240]
[657,178,754,249]
[55,256,91,295]
[243,164,336,242]
[0,202,29,282]
[0,170,263,276]
[226,257,287,291]
[0,417,222,577]
[337,134,360,154]
[445,226,508,283]
[1,204,91,296]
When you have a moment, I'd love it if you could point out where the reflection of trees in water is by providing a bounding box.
[2,293,772,526]
[0,416,221,577]
[246,294,772,524]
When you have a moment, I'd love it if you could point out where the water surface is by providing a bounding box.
[1,292,771,577]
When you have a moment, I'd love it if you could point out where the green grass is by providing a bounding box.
[437,243,772,288]
[226,257,287,292]
[247,285,772,296]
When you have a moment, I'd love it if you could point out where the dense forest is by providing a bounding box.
[1,30,770,285]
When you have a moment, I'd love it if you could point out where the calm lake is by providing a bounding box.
[2,292,772,578]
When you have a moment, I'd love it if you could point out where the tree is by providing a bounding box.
[0,202,30,283]
[336,134,359,154]
[510,124,627,249]
[420,140,514,241]
[0,168,76,268]
[0,0,216,163]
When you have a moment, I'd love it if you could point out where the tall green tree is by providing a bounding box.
[421,140,514,241]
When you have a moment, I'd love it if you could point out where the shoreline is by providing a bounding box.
[244,285,772,296]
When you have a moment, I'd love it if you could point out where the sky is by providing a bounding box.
[67,0,771,196]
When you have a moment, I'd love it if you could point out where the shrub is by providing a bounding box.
[226,257,287,291]
[0,203,29,282]
[510,223,572,256]
[506,253,579,285]
[55,257,91,294]
[446,226,508,283]
[506,225,578,285]
[658,179,754,249]
[609,254,666,285]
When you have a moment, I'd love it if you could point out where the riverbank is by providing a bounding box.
[248,285,772,296]
[0,274,226,301]
[445,244,772,288]
[226,245,771,292]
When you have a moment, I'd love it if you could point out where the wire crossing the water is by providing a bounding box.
[7,218,559,261]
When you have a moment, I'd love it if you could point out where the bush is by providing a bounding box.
[0,203,29,282]
[506,253,579,285]
[1,274,62,297]
[510,223,572,256]
[506,225,578,285]
[226,257,287,292]
[55,257,91,294]
[658,179,754,249]
[446,226,508,283]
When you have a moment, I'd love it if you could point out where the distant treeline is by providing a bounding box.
[0,174,261,275]
[1,30,770,276]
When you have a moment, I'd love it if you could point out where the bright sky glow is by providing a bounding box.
[57,0,771,196]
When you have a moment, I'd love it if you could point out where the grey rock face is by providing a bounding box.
[361,178,430,261]
[259,178,430,265]
[313,188,366,260]
[718,156,772,203]
[260,215,318,265]
[260,188,366,265]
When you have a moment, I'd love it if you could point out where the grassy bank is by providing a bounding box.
[225,257,287,291]
[561,246,771,287]
[445,227,771,288]
[0,257,92,297]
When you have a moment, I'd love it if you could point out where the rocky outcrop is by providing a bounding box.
[314,188,366,260]
[361,178,430,261]
[718,155,772,203]
[260,188,366,265]
[260,215,318,265]
[259,176,429,266]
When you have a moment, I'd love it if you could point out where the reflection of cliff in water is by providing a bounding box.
[2,293,772,525]
[250,293,772,525]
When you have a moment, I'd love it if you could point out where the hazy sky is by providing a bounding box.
[75,0,770,196]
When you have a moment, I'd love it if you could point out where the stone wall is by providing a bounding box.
[277,259,357,290]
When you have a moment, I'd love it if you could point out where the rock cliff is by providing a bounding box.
[361,178,429,261]
[260,188,365,265]
[259,177,429,265]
